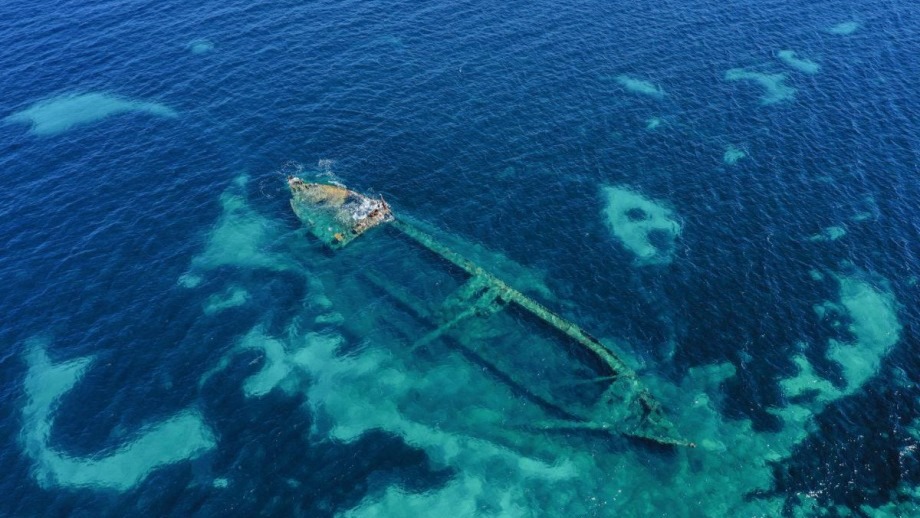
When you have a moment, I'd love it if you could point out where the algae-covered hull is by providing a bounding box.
[288,176,692,448]
[288,176,392,249]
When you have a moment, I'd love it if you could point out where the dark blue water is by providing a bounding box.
[1,0,919,515]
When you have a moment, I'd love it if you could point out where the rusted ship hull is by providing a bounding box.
[288,176,393,249]
[287,176,692,448]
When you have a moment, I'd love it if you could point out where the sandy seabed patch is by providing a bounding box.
[5,92,177,135]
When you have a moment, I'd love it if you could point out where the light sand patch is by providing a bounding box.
[724,68,796,105]
[228,278,795,516]
[862,483,920,517]
[5,92,177,136]
[336,271,901,516]
[199,325,292,397]
[723,145,747,165]
[615,75,666,99]
[776,352,843,407]
[773,271,901,422]
[187,38,215,54]
[777,50,820,74]
[181,175,297,285]
[199,282,348,398]
[192,268,870,516]
[346,474,527,518]
[239,329,293,397]
[178,273,203,288]
[827,21,860,35]
[204,286,250,315]
[601,186,681,265]
[20,337,216,491]
[827,274,901,389]
[204,314,579,515]
[808,226,846,242]
[260,322,598,516]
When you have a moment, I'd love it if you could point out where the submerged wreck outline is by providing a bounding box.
[287,176,693,448]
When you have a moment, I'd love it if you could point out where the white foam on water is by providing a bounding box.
[615,75,666,98]
[20,337,216,491]
[724,68,796,105]
[601,186,681,265]
[827,21,860,35]
[777,50,820,74]
[645,117,663,130]
[723,145,747,165]
[318,158,335,172]
[5,92,178,136]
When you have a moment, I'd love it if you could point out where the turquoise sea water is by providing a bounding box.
[1,0,919,515]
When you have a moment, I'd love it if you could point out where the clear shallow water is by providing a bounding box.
[1,0,918,515]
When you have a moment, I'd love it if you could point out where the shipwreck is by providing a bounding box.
[288,176,692,448]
